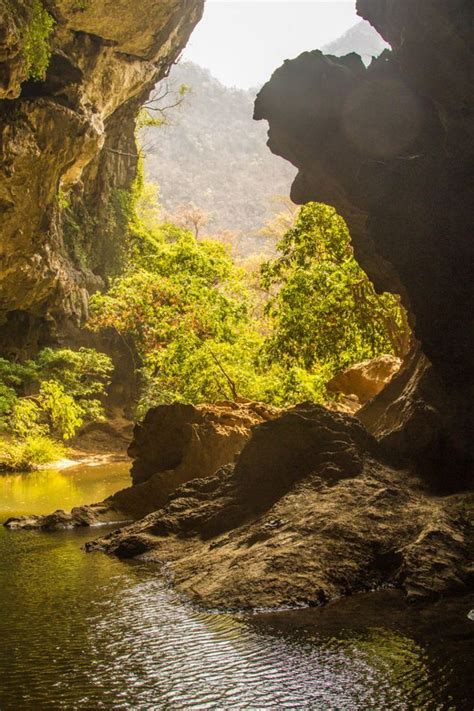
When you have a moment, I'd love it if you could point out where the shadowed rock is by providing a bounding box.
[254,0,474,467]
[87,404,474,609]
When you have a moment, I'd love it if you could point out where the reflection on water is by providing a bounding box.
[0,460,131,517]
[0,463,472,709]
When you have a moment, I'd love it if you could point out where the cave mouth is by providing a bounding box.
[0,1,407,470]
[113,1,406,417]
[1,2,474,707]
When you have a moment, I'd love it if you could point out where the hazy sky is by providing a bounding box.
[183,1,359,88]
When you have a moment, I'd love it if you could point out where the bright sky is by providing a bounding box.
[183,1,359,89]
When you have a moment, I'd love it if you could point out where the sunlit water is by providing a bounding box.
[0,462,472,709]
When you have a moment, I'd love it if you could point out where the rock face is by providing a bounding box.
[88,404,474,609]
[111,401,277,517]
[0,0,204,352]
[327,355,401,405]
[357,348,470,490]
[254,0,474,466]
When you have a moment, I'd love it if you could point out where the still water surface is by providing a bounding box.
[0,462,472,709]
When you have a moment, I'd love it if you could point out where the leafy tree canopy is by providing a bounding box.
[89,217,266,411]
[88,183,409,413]
[261,202,409,372]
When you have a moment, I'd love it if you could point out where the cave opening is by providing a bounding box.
[0,0,409,468]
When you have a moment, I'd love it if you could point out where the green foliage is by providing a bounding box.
[89,178,409,411]
[0,348,113,443]
[0,385,17,419]
[261,202,409,374]
[37,381,85,441]
[89,226,257,409]
[56,187,71,211]
[10,398,44,438]
[0,435,66,472]
[23,0,55,81]
[88,185,344,409]
[89,167,288,407]
[136,109,167,130]
[137,83,190,129]
[33,348,113,404]
[59,192,95,271]
[73,0,89,11]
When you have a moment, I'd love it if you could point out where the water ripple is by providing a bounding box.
[0,465,472,710]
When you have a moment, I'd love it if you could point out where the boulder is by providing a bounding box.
[112,401,278,516]
[234,403,378,509]
[327,355,401,404]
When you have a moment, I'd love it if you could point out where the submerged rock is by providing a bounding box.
[4,504,127,531]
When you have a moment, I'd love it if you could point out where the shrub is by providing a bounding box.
[10,398,44,438]
[0,435,66,472]
[0,347,113,441]
[23,0,55,80]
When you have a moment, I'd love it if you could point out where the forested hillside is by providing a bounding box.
[141,62,296,248]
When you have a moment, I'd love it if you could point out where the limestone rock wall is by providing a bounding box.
[254,0,474,465]
[0,0,204,350]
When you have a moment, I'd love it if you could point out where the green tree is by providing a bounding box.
[261,202,409,373]
[89,181,410,411]
[89,225,260,409]
[0,347,113,441]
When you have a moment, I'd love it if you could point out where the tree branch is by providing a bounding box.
[206,347,238,401]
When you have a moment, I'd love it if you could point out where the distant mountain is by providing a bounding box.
[142,62,296,249]
[322,20,389,65]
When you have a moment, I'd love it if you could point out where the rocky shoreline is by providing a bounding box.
[83,402,473,610]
